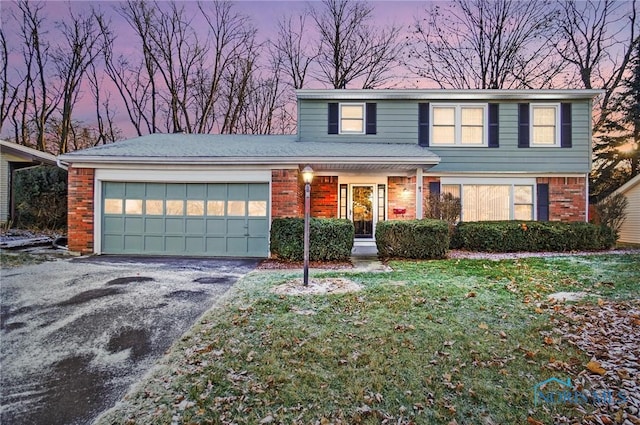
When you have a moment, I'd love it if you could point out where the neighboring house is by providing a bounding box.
[0,140,58,225]
[58,89,601,257]
[610,175,640,245]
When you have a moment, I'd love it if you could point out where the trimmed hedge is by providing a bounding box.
[450,221,616,252]
[375,219,449,259]
[270,218,355,261]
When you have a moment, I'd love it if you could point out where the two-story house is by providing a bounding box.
[59,89,601,257]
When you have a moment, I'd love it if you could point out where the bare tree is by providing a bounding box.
[196,0,260,133]
[14,0,61,151]
[273,13,317,89]
[406,0,561,89]
[310,0,402,89]
[0,28,21,134]
[52,6,103,154]
[553,0,638,131]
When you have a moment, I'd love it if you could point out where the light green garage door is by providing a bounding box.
[102,182,269,257]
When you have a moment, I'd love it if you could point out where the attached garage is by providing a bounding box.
[101,182,269,257]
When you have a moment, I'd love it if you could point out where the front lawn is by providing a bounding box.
[97,254,640,425]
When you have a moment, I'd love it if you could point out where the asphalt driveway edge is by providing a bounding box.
[91,269,260,425]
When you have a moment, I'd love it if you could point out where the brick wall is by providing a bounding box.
[422,176,441,219]
[387,176,416,220]
[68,167,95,254]
[537,177,587,222]
[271,169,302,218]
[310,176,338,218]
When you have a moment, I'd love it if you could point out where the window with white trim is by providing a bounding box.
[531,104,560,146]
[442,181,535,221]
[340,103,365,134]
[431,104,487,146]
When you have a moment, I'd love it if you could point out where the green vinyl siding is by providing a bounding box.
[297,99,591,173]
[102,182,269,257]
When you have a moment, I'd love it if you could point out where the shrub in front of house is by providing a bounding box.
[375,219,450,259]
[14,165,67,230]
[270,218,355,261]
[450,221,616,252]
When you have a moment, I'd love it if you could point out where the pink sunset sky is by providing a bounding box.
[1,0,433,138]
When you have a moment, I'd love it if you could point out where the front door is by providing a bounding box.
[352,185,374,238]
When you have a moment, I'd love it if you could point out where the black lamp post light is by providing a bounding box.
[301,165,314,286]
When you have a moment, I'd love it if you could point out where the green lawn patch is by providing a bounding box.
[96,254,640,425]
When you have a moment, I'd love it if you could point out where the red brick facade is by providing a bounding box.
[387,176,417,220]
[271,169,302,218]
[67,167,94,254]
[310,176,338,218]
[65,168,587,256]
[538,176,587,222]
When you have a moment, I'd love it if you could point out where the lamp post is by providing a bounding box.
[301,165,314,286]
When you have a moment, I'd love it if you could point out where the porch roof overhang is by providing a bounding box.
[57,134,440,171]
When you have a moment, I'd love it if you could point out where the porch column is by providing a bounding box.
[416,167,423,219]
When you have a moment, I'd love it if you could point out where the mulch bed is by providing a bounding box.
[550,299,640,424]
[257,259,353,270]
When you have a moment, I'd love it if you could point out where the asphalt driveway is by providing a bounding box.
[0,255,258,425]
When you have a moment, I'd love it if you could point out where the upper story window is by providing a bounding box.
[531,104,560,146]
[340,103,365,134]
[431,104,487,146]
[328,102,376,135]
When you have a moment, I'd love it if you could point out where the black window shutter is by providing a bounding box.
[418,103,430,147]
[561,103,572,148]
[328,103,339,134]
[518,103,530,148]
[537,183,549,221]
[429,181,440,198]
[366,103,377,134]
[488,103,499,148]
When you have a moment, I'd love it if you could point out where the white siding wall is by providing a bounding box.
[0,151,10,223]
[619,183,640,244]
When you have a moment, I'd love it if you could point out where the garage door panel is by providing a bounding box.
[227,184,247,199]
[124,235,143,251]
[165,218,184,233]
[227,218,247,234]
[146,183,165,198]
[145,217,164,233]
[248,218,268,234]
[206,237,225,251]
[165,236,184,252]
[227,237,248,254]
[249,183,268,199]
[102,182,268,257]
[103,235,122,252]
[124,217,143,232]
[186,237,204,253]
[187,184,206,199]
[144,235,163,251]
[103,216,124,232]
[186,219,204,234]
[206,218,225,233]
[104,182,125,198]
[166,184,186,198]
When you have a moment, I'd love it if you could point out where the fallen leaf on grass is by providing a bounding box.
[527,417,544,425]
[586,360,606,375]
[543,336,555,345]
[478,322,489,330]
[465,292,477,298]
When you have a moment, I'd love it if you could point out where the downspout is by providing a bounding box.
[416,167,423,219]
[585,174,589,222]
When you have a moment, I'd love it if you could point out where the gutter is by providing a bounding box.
[56,157,69,171]
[296,89,605,101]
[57,155,441,167]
